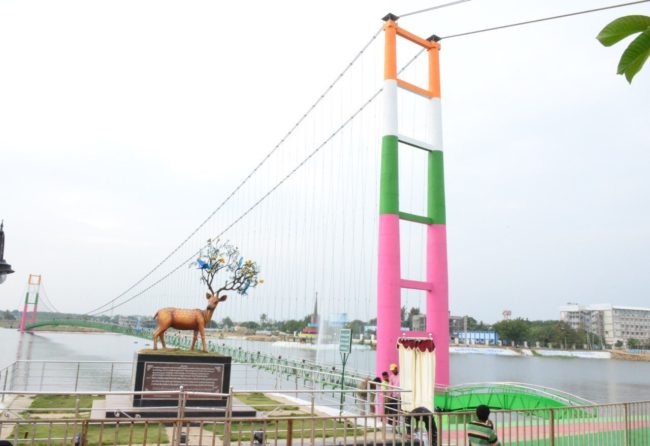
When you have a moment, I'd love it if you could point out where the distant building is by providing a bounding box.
[412,314,426,331]
[117,316,136,328]
[449,315,464,334]
[452,330,499,345]
[560,303,650,346]
[364,325,410,335]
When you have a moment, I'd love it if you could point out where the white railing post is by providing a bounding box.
[108,363,114,392]
[1,368,8,402]
[624,403,629,446]
[224,386,233,446]
[39,362,45,391]
[549,409,555,446]
[176,386,186,446]
[10,362,16,391]
[73,363,81,391]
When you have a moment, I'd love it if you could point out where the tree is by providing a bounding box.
[279,319,306,334]
[192,239,263,297]
[347,319,365,336]
[627,338,641,349]
[222,317,234,329]
[260,313,269,328]
[551,321,580,348]
[597,15,650,83]
[239,321,260,330]
[493,318,529,345]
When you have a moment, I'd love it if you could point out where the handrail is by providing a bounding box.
[14,360,131,364]
[440,381,595,407]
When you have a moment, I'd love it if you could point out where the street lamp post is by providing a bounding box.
[0,221,15,284]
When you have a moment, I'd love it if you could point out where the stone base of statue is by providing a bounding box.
[132,349,232,409]
[89,348,255,419]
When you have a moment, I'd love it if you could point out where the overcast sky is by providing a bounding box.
[1,0,649,324]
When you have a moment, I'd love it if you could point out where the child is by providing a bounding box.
[467,405,500,445]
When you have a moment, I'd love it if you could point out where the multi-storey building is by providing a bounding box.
[560,303,650,346]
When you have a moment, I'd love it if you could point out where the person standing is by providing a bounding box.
[467,405,500,445]
[384,365,400,426]
[356,377,370,415]
[388,363,400,390]
[368,377,382,414]
[388,363,400,413]
[381,371,394,422]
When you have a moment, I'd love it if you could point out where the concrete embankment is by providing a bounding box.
[610,350,650,361]
[450,346,614,359]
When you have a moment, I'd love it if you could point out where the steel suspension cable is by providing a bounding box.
[84,27,384,316]
[87,0,638,316]
[441,0,650,40]
[88,36,438,316]
[39,284,60,314]
[88,87,384,315]
[398,0,471,18]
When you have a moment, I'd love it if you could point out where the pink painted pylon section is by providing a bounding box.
[376,214,402,373]
[427,224,449,386]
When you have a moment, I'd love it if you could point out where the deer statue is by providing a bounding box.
[152,292,227,352]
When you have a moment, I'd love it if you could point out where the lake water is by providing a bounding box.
[2,328,650,404]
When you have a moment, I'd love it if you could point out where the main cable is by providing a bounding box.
[86,22,449,317]
[86,0,643,316]
[39,284,60,314]
[86,38,436,317]
[442,0,650,40]
[88,88,384,316]
[84,27,384,317]
[399,0,471,18]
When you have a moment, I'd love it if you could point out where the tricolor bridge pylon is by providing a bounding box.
[20,274,42,333]
[376,14,450,386]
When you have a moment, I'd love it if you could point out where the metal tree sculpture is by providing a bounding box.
[194,239,263,298]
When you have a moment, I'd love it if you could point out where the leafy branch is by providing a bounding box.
[597,15,650,83]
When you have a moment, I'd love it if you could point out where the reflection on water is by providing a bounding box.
[2,328,650,403]
[0,328,150,369]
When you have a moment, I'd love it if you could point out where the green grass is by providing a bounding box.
[235,393,299,411]
[204,415,369,440]
[29,394,104,412]
[31,325,104,332]
[11,421,169,445]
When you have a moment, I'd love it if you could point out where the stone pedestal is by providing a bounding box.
[132,349,231,408]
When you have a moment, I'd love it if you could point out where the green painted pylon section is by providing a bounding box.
[428,150,446,224]
[379,135,399,215]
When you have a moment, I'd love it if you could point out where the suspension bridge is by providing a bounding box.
[21,11,453,383]
[11,1,649,413]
